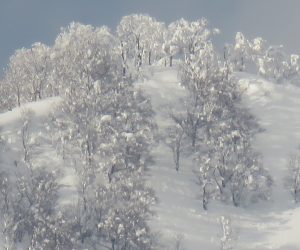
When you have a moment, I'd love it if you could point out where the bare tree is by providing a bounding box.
[165,125,185,171]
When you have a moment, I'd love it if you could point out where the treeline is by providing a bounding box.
[1,15,300,112]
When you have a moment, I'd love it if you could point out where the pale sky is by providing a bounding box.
[1,0,300,76]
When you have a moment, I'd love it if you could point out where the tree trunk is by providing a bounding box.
[136,36,142,68]
[203,185,208,210]
[108,165,115,183]
[111,239,115,250]
[213,170,223,195]
[240,56,244,71]
[38,81,42,99]
[148,51,151,65]
[121,45,126,76]
[22,126,29,162]
[232,192,239,207]
[17,86,21,107]
[175,147,180,171]
[86,140,92,166]
[191,129,197,148]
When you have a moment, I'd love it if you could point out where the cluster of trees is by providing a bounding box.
[226,32,300,84]
[0,14,222,112]
[165,22,272,209]
[49,22,158,249]
[0,21,158,249]
[1,14,299,112]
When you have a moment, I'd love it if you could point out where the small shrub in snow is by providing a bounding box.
[219,216,234,250]
[20,108,34,163]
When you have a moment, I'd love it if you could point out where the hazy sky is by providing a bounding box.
[1,0,300,76]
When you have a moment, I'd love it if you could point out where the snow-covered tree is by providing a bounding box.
[225,33,300,84]
[0,166,73,249]
[257,45,300,84]
[117,14,166,70]
[63,172,157,250]
[2,43,52,108]
[51,22,118,95]
[98,176,157,250]
[175,34,272,208]
[227,142,272,206]
[48,21,158,249]
[167,18,219,61]
[225,33,266,73]
[177,41,229,149]
[49,22,122,187]
[250,37,267,59]
[51,21,156,178]
[226,32,251,71]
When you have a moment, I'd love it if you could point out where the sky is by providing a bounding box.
[1,0,300,77]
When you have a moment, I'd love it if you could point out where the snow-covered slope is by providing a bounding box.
[0,97,62,174]
[1,68,300,249]
[0,97,78,206]
[240,74,300,250]
[137,69,300,250]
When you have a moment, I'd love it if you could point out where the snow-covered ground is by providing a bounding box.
[1,68,300,249]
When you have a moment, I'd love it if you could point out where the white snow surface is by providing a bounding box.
[1,68,300,249]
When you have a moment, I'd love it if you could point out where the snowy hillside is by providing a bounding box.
[136,69,300,250]
[240,74,300,249]
[1,14,300,250]
[1,67,300,249]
